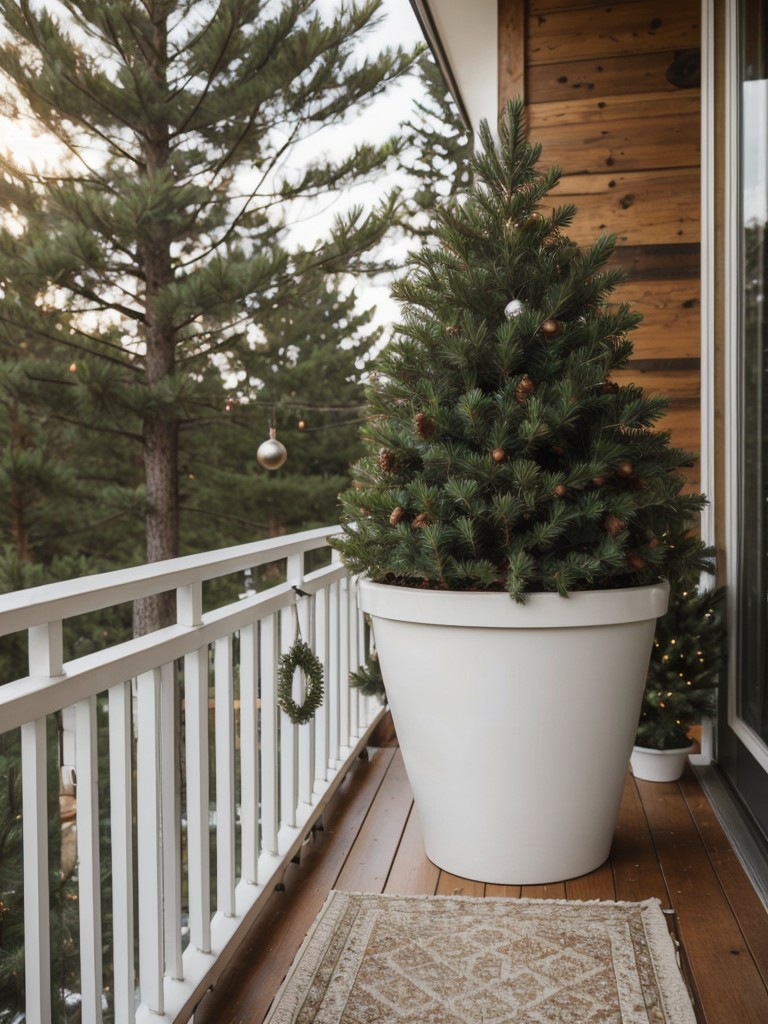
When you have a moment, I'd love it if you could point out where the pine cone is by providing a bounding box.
[515,374,535,405]
[553,484,567,498]
[412,512,430,528]
[627,552,648,570]
[446,324,461,336]
[616,459,634,478]
[389,506,404,526]
[492,447,506,463]
[601,380,620,394]
[378,448,398,473]
[414,412,435,439]
[605,513,626,536]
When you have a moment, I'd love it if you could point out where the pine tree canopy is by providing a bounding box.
[0,0,421,630]
[334,99,712,601]
[397,53,472,239]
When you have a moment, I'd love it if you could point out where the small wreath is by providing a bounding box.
[277,639,324,725]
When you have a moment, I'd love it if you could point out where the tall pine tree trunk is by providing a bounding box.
[133,10,178,638]
[134,412,178,636]
[9,402,30,562]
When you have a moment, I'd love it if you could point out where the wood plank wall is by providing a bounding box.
[498,0,702,491]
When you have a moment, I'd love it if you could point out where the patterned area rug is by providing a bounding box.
[264,892,697,1024]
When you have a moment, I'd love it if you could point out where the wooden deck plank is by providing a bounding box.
[612,773,671,904]
[565,859,616,901]
[335,748,413,893]
[383,805,440,896]
[485,884,523,898]
[679,773,768,991]
[520,882,567,899]
[637,776,768,1024]
[437,872,485,897]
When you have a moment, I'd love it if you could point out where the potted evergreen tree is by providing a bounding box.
[631,586,726,782]
[333,100,710,884]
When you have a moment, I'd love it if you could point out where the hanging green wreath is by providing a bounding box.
[277,639,324,725]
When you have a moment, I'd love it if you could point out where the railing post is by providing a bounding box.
[21,717,52,1024]
[288,554,315,808]
[23,621,63,1024]
[279,603,298,828]
[136,668,164,1015]
[347,582,360,739]
[328,581,341,766]
[260,614,279,856]
[214,635,236,916]
[178,582,211,955]
[75,694,104,1023]
[339,578,351,751]
[161,660,183,982]
[314,586,330,785]
[239,622,259,884]
[108,679,135,1024]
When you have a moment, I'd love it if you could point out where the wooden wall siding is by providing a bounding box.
[527,93,700,174]
[555,169,700,246]
[527,51,700,103]
[527,2,700,63]
[499,0,702,491]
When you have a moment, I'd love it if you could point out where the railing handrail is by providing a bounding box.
[0,562,349,735]
[0,524,340,638]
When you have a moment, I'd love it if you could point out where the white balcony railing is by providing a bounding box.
[0,526,379,1024]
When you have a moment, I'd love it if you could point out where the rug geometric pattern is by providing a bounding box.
[264,893,697,1024]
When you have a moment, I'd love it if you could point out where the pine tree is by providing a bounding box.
[334,99,711,600]
[397,53,472,240]
[0,0,420,632]
[636,585,726,750]
[0,278,145,577]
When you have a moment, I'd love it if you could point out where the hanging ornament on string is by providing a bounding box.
[257,422,288,470]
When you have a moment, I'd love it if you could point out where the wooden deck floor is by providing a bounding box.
[194,716,768,1024]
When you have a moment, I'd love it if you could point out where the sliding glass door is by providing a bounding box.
[722,0,768,839]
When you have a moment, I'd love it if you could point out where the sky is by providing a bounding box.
[743,80,768,225]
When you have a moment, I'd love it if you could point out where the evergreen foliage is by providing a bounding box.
[636,585,726,750]
[334,100,711,600]
[0,0,420,631]
[397,54,472,240]
[349,647,386,703]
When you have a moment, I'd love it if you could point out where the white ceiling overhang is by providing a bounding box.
[409,0,498,133]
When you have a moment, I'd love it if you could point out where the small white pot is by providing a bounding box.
[359,578,669,885]
[630,744,694,783]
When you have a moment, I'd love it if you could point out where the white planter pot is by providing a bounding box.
[630,744,694,783]
[359,578,669,885]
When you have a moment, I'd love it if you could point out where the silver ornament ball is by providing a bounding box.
[504,299,524,320]
[257,428,288,470]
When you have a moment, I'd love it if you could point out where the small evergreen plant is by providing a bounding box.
[334,100,710,600]
[636,586,726,750]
